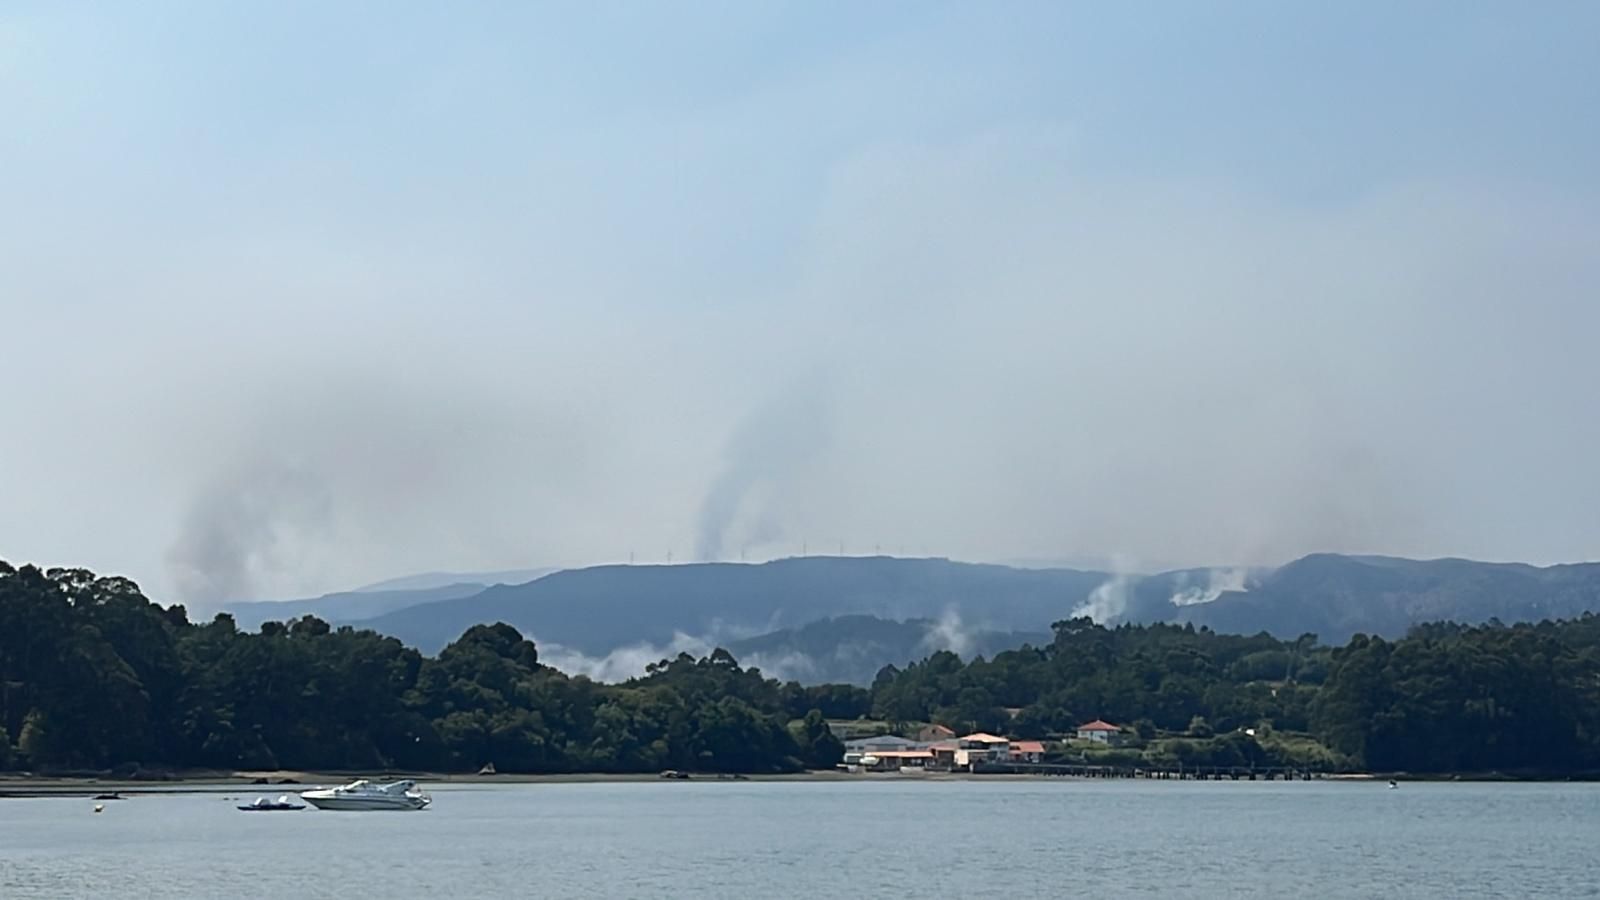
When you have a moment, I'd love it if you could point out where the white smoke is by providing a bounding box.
[531,615,804,683]
[1071,573,1132,623]
[695,380,832,561]
[535,631,716,683]
[918,607,975,656]
[739,650,820,683]
[166,458,333,605]
[1169,567,1252,607]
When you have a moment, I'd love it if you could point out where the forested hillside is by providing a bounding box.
[5,560,1600,777]
[342,554,1600,664]
[724,615,1048,685]
[0,563,843,775]
[354,557,1108,654]
[868,615,1600,774]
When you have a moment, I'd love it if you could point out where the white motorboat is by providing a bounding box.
[299,779,431,811]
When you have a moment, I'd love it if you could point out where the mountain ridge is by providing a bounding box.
[231,552,1600,685]
[353,567,558,593]
[354,556,1106,654]
[222,582,488,632]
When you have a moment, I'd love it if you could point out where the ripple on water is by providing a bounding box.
[1,780,1597,899]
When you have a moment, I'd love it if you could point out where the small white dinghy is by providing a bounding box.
[238,794,306,811]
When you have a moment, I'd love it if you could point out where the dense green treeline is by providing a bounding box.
[5,560,1600,776]
[869,615,1600,774]
[0,563,843,774]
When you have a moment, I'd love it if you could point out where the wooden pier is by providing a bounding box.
[971,762,1320,780]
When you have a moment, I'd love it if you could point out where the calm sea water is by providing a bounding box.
[2,780,1597,898]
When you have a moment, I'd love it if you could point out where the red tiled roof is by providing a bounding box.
[1009,741,1046,754]
[959,732,1010,744]
[1077,720,1119,732]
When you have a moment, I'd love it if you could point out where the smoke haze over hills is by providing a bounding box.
[210,554,1600,685]
[3,5,1599,604]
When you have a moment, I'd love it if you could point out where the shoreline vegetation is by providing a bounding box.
[6,561,1600,782]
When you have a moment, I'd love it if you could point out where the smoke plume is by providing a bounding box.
[919,607,976,657]
[695,381,832,561]
[535,631,821,684]
[1071,574,1132,623]
[165,459,332,605]
[1169,567,1254,607]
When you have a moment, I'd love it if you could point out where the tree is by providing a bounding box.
[17,709,51,766]
[790,709,844,769]
[10,557,1600,779]
[1012,702,1068,739]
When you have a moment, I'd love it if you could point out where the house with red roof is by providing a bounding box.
[1075,720,1121,745]
[1008,740,1046,763]
[949,732,1010,768]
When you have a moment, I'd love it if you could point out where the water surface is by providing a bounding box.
[2,780,1594,898]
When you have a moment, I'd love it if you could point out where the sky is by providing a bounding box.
[3,2,1599,606]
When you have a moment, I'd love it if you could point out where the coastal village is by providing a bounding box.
[837,720,1319,781]
[840,720,1122,774]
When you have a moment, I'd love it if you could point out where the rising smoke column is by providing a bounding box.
[1169,567,1254,607]
[695,379,832,561]
[165,457,332,605]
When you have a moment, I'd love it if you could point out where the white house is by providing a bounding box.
[954,732,1011,767]
[1075,720,1120,744]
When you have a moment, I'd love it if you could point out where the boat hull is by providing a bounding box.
[301,796,430,811]
[298,779,432,811]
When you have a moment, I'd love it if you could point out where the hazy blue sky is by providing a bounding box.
[3,2,1598,604]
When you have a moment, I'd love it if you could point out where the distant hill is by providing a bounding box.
[352,556,1108,655]
[333,553,1600,683]
[726,615,1050,685]
[1171,554,1600,641]
[222,567,558,632]
[353,568,558,593]
[223,583,489,632]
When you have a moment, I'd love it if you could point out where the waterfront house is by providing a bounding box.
[842,735,927,766]
[858,749,935,772]
[844,735,920,753]
[954,732,1011,768]
[1075,720,1121,744]
[1008,740,1046,763]
[917,723,957,743]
